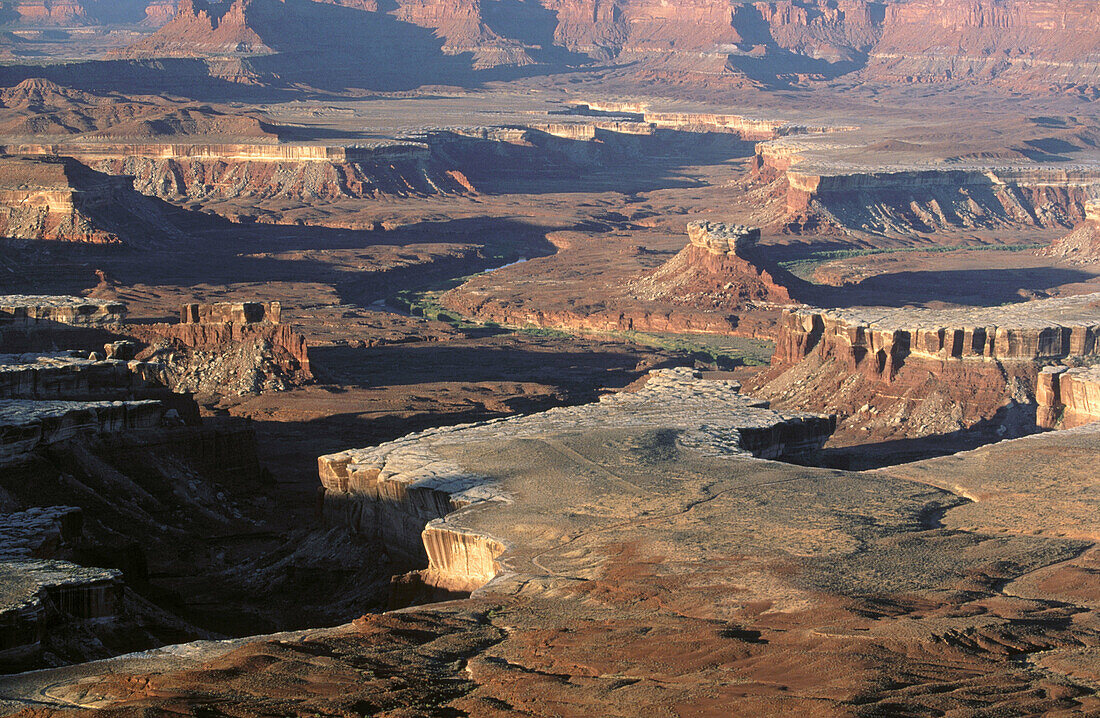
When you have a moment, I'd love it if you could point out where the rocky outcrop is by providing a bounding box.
[0,398,166,464]
[631,221,792,308]
[1043,199,1100,264]
[773,295,1100,382]
[126,302,310,397]
[180,301,280,324]
[752,141,1100,233]
[0,352,163,400]
[0,156,185,244]
[320,368,834,600]
[0,0,166,25]
[749,295,1100,453]
[1037,365,1100,429]
[118,0,270,56]
[0,295,123,327]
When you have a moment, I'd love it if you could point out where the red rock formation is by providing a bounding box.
[631,221,792,308]
[0,156,184,244]
[119,0,270,56]
[772,299,1100,383]
[1043,199,1100,264]
[180,300,281,324]
[1037,365,1100,429]
[0,0,169,25]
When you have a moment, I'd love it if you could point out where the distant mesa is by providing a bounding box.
[0,0,174,26]
[631,220,792,309]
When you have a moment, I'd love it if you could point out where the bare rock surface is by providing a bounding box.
[2,394,1099,715]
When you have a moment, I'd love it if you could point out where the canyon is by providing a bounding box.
[0,0,1099,715]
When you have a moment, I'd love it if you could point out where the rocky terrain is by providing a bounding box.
[750,295,1100,464]
[0,0,1100,714]
[2,372,1100,714]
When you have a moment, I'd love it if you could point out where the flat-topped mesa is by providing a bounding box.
[774,294,1100,383]
[687,221,761,255]
[180,301,281,325]
[1037,365,1100,430]
[319,368,834,602]
[631,221,790,307]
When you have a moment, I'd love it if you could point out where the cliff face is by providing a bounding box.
[114,0,1100,91]
[870,0,1100,93]
[119,0,269,56]
[0,0,170,25]
[773,297,1100,382]
[0,156,185,244]
[751,295,1100,450]
[757,150,1100,233]
[320,368,835,602]
[1037,365,1100,429]
[1043,199,1100,264]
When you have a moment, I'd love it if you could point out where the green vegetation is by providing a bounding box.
[388,277,774,368]
[602,330,774,367]
[779,243,1047,280]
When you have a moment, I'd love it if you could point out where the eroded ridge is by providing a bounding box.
[319,368,835,596]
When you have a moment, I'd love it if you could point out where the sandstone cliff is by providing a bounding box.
[113,0,1100,92]
[751,294,1100,453]
[320,368,834,601]
[752,141,1100,233]
[1037,365,1100,430]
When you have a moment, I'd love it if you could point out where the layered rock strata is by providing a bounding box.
[0,295,123,327]
[753,142,1100,232]
[128,301,310,394]
[0,351,163,400]
[0,398,165,464]
[774,294,1100,382]
[10,402,1100,714]
[0,296,124,353]
[631,221,791,308]
[180,301,280,324]
[320,368,834,596]
[0,156,185,244]
[1037,365,1100,430]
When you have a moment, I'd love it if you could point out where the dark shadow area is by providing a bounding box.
[432,127,755,195]
[793,266,1096,308]
[311,341,662,390]
[820,404,1041,471]
[0,211,559,307]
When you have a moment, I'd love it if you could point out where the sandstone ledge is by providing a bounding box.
[319,368,834,595]
[775,294,1100,381]
[0,296,124,328]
